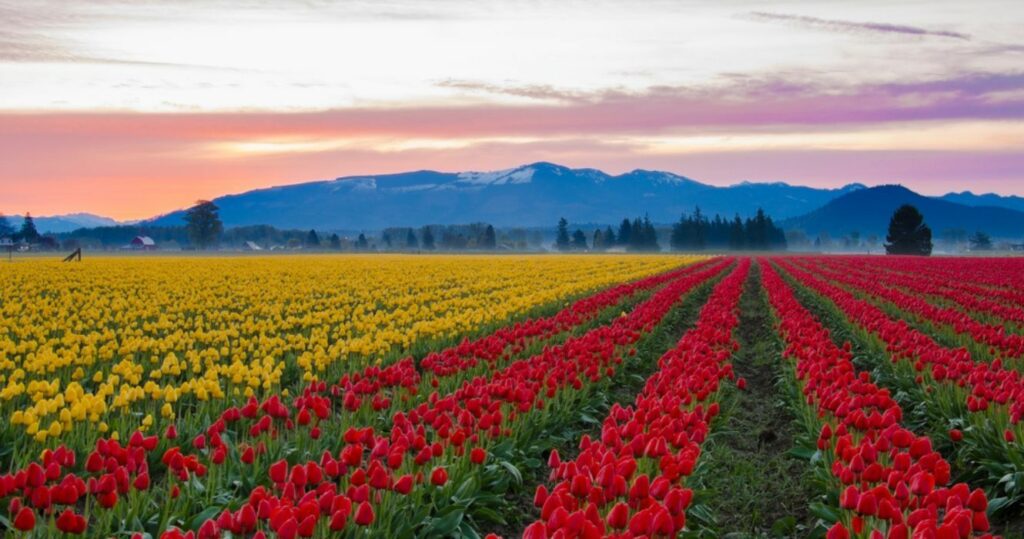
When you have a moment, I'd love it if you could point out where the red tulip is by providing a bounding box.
[354,501,375,526]
[394,474,414,495]
[430,467,448,486]
[606,502,629,530]
[297,514,317,537]
[13,507,36,531]
[826,523,850,539]
[269,459,288,483]
[237,504,257,532]
[197,520,219,539]
[330,510,348,531]
[522,522,548,539]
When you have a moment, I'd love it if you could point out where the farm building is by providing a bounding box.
[130,236,157,251]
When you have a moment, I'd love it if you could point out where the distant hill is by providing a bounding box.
[18,213,120,234]
[939,191,1024,213]
[782,185,1024,238]
[147,162,865,230]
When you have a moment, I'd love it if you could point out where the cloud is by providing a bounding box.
[436,80,597,103]
[0,2,251,68]
[748,11,971,41]
[5,72,1023,142]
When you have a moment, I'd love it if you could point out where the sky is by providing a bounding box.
[2,0,1023,220]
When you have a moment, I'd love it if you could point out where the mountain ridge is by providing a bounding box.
[782,185,1024,238]
[146,162,872,230]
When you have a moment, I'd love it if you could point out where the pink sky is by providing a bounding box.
[2,1,1023,220]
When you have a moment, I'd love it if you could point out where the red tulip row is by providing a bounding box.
[773,258,1024,426]
[421,259,716,377]
[790,257,1024,359]
[521,259,750,539]
[815,257,1024,327]
[841,257,1024,310]
[761,261,998,539]
[0,260,725,538]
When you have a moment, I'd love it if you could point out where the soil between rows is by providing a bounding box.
[692,262,817,538]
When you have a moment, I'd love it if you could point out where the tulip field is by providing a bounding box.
[2,254,1024,538]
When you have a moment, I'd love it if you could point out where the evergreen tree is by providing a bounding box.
[356,233,369,250]
[19,214,40,243]
[670,207,706,251]
[184,200,223,250]
[969,231,992,251]
[421,226,435,250]
[885,205,932,256]
[604,226,616,246]
[592,229,604,250]
[617,219,632,246]
[306,229,320,247]
[670,214,686,250]
[329,233,341,249]
[747,208,769,249]
[406,229,418,249]
[691,207,706,249]
[643,215,659,251]
[729,215,745,250]
[0,213,13,238]
[555,217,571,251]
[571,229,588,250]
[482,225,497,249]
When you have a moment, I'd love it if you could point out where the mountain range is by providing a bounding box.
[17,163,1024,238]
[148,162,870,230]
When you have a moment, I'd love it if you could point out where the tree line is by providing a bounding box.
[25,201,534,252]
[556,216,661,252]
[555,208,787,252]
[669,207,786,250]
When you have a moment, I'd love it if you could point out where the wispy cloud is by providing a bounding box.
[436,80,596,104]
[748,11,971,40]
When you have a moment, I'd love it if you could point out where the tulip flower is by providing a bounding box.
[13,507,36,531]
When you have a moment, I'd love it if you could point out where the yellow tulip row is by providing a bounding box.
[0,254,700,443]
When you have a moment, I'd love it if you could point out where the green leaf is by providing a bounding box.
[453,476,477,501]
[686,503,716,527]
[428,508,464,537]
[809,502,840,524]
[471,506,507,525]
[787,446,817,460]
[499,460,523,486]
[457,520,482,539]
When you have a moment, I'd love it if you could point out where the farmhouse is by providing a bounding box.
[130,236,157,251]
